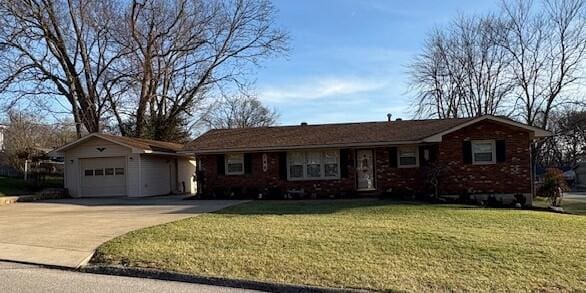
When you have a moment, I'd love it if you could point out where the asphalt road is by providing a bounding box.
[0,262,258,293]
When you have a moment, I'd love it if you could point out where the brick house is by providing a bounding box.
[184,115,550,205]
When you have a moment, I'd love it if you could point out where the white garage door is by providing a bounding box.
[80,157,126,197]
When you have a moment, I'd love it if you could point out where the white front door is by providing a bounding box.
[356,150,375,191]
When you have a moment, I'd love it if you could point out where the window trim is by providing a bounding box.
[397,145,419,168]
[471,140,496,165]
[287,149,341,181]
[224,153,245,175]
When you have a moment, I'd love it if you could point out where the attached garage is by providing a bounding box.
[53,133,196,198]
[80,157,127,196]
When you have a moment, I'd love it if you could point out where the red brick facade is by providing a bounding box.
[196,120,533,199]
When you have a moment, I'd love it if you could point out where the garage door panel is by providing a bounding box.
[80,157,126,197]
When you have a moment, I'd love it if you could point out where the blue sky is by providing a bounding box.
[255,0,499,125]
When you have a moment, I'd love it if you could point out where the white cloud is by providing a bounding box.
[260,77,388,103]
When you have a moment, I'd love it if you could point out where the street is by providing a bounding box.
[0,262,257,293]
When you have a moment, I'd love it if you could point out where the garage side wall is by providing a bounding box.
[177,158,197,194]
[64,137,133,197]
[138,155,173,197]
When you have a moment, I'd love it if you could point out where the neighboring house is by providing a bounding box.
[53,133,196,197]
[185,115,550,205]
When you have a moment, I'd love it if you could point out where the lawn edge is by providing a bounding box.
[83,264,372,293]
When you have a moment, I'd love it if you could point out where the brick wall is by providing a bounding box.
[437,120,532,195]
[198,151,356,198]
[197,120,533,198]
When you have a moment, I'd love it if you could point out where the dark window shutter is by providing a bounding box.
[429,144,438,162]
[496,140,506,162]
[463,141,472,164]
[216,154,225,175]
[244,153,253,174]
[278,152,287,180]
[419,146,427,166]
[340,149,349,178]
[388,147,398,168]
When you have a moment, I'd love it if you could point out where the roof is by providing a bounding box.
[53,133,184,154]
[97,133,184,152]
[184,115,551,154]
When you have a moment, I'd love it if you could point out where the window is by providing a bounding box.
[105,168,114,176]
[84,169,94,176]
[472,140,496,164]
[115,168,125,175]
[287,150,340,180]
[225,153,244,175]
[306,151,322,178]
[398,146,418,168]
[288,152,305,179]
[94,169,104,176]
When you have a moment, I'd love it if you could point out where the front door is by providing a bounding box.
[356,150,375,191]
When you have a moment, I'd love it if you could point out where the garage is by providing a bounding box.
[53,133,197,198]
[80,157,126,196]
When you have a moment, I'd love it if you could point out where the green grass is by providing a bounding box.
[534,196,586,215]
[0,176,63,196]
[93,200,586,291]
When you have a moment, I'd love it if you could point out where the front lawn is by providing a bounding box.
[93,200,586,291]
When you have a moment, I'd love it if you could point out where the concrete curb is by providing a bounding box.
[0,195,34,206]
[83,265,370,293]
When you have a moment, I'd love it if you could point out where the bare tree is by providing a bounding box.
[3,111,77,171]
[409,14,512,118]
[498,0,586,129]
[0,0,287,140]
[0,0,127,137]
[539,107,586,167]
[205,94,278,129]
[408,0,586,127]
[114,0,287,140]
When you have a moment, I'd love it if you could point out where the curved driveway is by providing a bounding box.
[0,197,244,268]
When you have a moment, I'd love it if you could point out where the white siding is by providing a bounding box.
[63,136,132,197]
[177,158,197,194]
[137,155,173,197]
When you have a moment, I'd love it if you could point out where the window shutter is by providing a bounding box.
[340,149,349,178]
[496,140,506,162]
[419,146,427,166]
[429,144,438,162]
[463,141,472,164]
[216,154,225,175]
[244,153,253,174]
[388,147,398,168]
[278,152,287,179]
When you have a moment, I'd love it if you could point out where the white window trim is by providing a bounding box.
[225,153,245,175]
[287,150,341,181]
[397,145,419,168]
[471,140,496,165]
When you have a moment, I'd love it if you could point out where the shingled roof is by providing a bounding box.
[184,117,477,153]
[97,133,184,153]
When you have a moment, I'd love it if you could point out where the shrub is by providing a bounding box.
[537,168,570,207]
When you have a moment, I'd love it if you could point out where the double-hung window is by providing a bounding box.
[225,153,244,175]
[398,146,418,168]
[472,140,496,164]
[287,150,340,180]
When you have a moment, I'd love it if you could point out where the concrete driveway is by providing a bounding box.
[0,196,244,268]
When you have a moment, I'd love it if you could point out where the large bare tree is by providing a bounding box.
[409,14,512,119]
[0,0,126,137]
[111,0,286,140]
[0,0,287,140]
[408,0,586,129]
[204,93,278,129]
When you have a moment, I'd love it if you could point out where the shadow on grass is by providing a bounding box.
[212,198,486,216]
